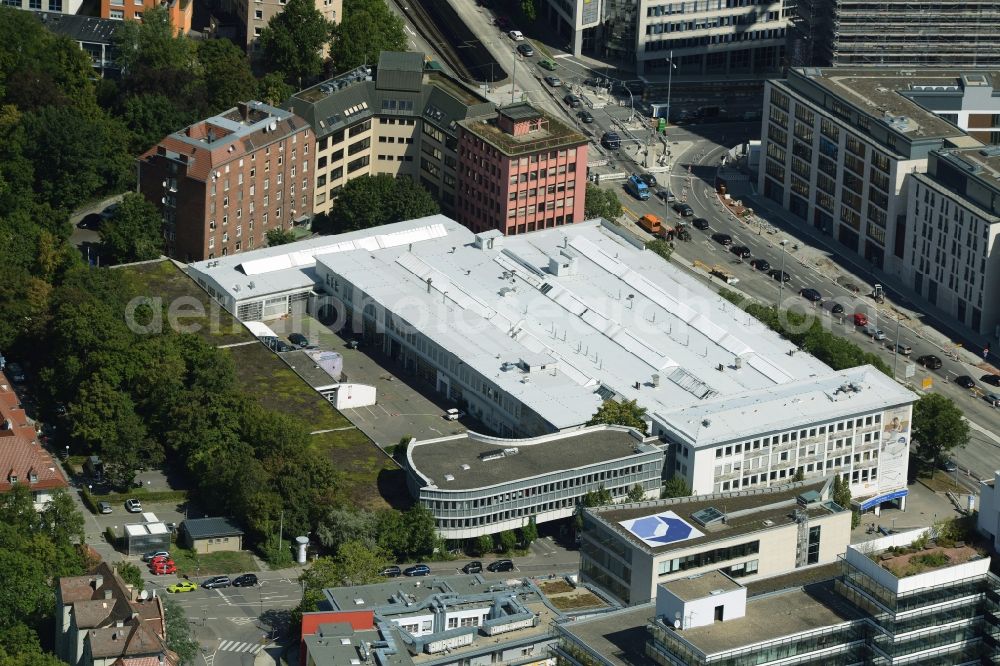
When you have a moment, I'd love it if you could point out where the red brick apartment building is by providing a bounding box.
[456,103,588,235]
[138,101,315,262]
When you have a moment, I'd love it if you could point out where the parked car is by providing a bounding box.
[167,581,199,594]
[600,131,620,148]
[852,312,869,327]
[380,565,401,578]
[516,43,534,57]
[98,501,113,514]
[672,202,693,217]
[750,258,770,271]
[917,354,942,370]
[150,562,177,576]
[981,374,1000,386]
[692,217,709,230]
[543,76,562,87]
[288,333,308,348]
[487,559,514,572]
[124,498,143,513]
[564,94,582,109]
[508,30,524,40]
[888,341,912,355]
[955,375,976,389]
[578,110,594,123]
[142,550,170,562]
[864,326,886,341]
[273,340,295,352]
[730,245,750,259]
[202,576,232,589]
[403,564,431,577]
[638,173,657,187]
[769,269,791,283]
[462,561,483,574]
[940,459,958,472]
[233,573,258,587]
[799,288,822,302]
[985,392,1000,407]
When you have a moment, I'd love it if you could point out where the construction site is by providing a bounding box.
[792,0,1000,68]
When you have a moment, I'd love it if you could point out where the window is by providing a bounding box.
[110,8,123,17]
[254,8,262,18]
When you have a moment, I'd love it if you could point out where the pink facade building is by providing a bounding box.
[456,103,588,235]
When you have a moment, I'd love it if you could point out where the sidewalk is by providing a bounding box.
[722,166,997,376]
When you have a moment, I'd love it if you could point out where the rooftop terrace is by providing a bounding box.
[459,108,586,156]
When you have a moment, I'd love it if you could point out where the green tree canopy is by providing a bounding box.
[660,477,690,499]
[265,228,297,246]
[321,175,440,234]
[196,39,259,115]
[163,599,199,666]
[587,399,647,431]
[584,183,623,220]
[475,534,494,556]
[258,0,334,86]
[520,516,538,546]
[100,193,164,264]
[626,484,646,502]
[912,393,969,474]
[329,0,406,71]
[498,530,517,553]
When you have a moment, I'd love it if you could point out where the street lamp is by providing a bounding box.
[665,51,676,130]
[777,240,789,307]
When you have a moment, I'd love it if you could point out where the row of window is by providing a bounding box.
[645,10,779,34]
[644,27,785,50]
[712,414,882,459]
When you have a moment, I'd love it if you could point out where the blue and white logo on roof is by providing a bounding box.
[619,511,702,547]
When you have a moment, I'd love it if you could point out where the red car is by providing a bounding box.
[149,561,177,575]
[853,312,868,326]
[149,554,171,565]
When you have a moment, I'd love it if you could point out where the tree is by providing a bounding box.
[163,599,199,666]
[298,556,341,613]
[587,399,647,431]
[660,477,690,499]
[40,490,85,546]
[475,534,494,556]
[832,475,860,529]
[329,0,406,71]
[520,0,537,20]
[101,193,163,264]
[645,238,673,262]
[792,468,805,482]
[582,484,612,508]
[258,72,295,106]
[196,39,259,115]
[333,540,390,586]
[626,484,646,503]
[912,394,969,475]
[584,183,623,220]
[121,93,195,154]
[520,516,538,546]
[498,530,517,553]
[115,561,145,592]
[265,228,297,247]
[324,175,439,234]
[402,504,437,559]
[258,0,333,85]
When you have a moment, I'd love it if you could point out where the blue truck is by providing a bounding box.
[625,175,650,200]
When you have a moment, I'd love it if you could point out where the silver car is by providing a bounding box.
[985,392,1000,407]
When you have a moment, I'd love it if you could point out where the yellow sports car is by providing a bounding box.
[167,580,198,593]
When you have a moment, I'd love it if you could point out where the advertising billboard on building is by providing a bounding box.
[877,405,911,493]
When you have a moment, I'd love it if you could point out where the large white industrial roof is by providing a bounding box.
[314,217,876,432]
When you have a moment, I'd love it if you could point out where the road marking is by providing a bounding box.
[218,641,262,654]
[405,25,415,36]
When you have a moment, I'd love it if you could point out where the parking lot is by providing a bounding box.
[266,314,471,448]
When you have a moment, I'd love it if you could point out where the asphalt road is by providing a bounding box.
[598,133,1000,482]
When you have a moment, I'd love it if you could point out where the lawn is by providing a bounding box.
[169,548,258,577]
[309,429,396,510]
[537,579,575,595]
[547,590,606,611]
[229,343,352,432]
[918,470,964,494]
[123,260,253,346]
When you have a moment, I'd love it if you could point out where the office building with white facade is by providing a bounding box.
[187,214,915,509]
[977,470,1000,554]
[578,479,851,605]
[405,425,663,539]
[903,147,1000,338]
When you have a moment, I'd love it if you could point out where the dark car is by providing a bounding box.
[692,217,710,230]
[232,573,258,587]
[673,202,693,217]
[202,576,232,590]
[638,173,657,187]
[543,75,562,87]
[799,288,822,302]
[380,565,401,578]
[955,375,976,389]
[940,459,958,472]
[750,258,770,271]
[600,131,620,148]
[917,354,943,370]
[403,564,431,577]
[730,245,751,259]
[578,110,594,123]
[769,269,791,283]
[822,301,845,315]
[462,561,483,574]
[516,43,534,57]
[288,333,308,348]
[981,374,1000,386]
[564,94,582,109]
[272,340,295,352]
[78,213,103,230]
[487,559,514,573]
[711,233,732,247]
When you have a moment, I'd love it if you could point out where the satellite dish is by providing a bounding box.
[269,121,277,131]
[139,590,149,600]
[673,619,681,628]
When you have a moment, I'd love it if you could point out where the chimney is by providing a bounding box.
[237,102,250,122]
[115,619,124,628]
[91,575,104,591]
[104,590,114,600]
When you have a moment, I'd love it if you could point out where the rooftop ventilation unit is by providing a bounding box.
[691,506,725,527]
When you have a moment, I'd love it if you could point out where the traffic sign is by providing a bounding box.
[921,376,933,390]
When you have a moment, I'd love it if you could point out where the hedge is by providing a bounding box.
[80,488,100,514]
[98,489,189,504]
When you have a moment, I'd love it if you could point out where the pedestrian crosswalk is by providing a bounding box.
[218,640,263,654]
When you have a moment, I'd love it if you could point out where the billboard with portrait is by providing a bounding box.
[877,405,911,493]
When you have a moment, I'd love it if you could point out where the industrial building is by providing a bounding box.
[405,425,663,539]
[793,0,1000,70]
[188,214,915,507]
[283,52,494,218]
[578,479,851,605]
